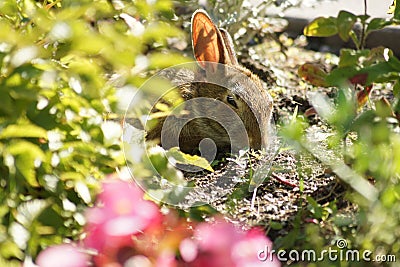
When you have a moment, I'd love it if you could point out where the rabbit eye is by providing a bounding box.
[226,95,238,109]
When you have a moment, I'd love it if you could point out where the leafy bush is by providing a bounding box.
[0,0,186,264]
[289,0,400,262]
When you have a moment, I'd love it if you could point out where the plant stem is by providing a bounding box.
[360,0,368,49]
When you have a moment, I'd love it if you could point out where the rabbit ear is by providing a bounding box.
[219,28,239,66]
[191,10,227,71]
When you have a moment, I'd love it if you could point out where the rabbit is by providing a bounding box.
[146,9,273,157]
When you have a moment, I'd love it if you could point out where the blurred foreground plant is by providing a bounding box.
[0,0,187,264]
[36,177,281,267]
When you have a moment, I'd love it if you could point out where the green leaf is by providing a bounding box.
[60,172,85,181]
[7,141,45,187]
[0,89,14,117]
[0,123,47,139]
[366,18,393,34]
[362,62,399,84]
[333,88,358,133]
[326,66,358,87]
[327,61,399,88]
[149,52,191,69]
[298,63,329,87]
[37,206,65,229]
[166,147,214,172]
[0,1,18,17]
[270,221,283,230]
[387,51,400,71]
[249,160,273,192]
[337,11,357,42]
[307,196,323,219]
[393,80,400,97]
[394,0,400,20]
[0,240,23,261]
[188,205,218,221]
[304,17,338,37]
[338,49,369,68]
[307,92,335,122]
[349,30,361,49]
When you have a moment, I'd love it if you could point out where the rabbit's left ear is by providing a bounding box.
[191,10,238,71]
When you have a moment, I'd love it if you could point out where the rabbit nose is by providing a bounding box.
[199,138,217,162]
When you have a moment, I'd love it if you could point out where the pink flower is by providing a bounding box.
[232,228,280,267]
[155,251,178,267]
[36,244,89,267]
[180,219,280,267]
[84,178,162,258]
[189,220,240,267]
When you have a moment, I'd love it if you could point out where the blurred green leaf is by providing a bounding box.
[393,80,400,97]
[326,61,399,87]
[0,124,47,139]
[7,141,45,187]
[307,196,323,219]
[149,52,191,69]
[325,67,357,87]
[188,205,218,221]
[366,18,393,34]
[307,92,335,122]
[298,63,329,87]
[0,1,18,17]
[304,17,338,37]
[270,221,283,230]
[394,0,400,20]
[0,240,23,261]
[37,206,65,229]
[337,11,357,42]
[337,49,369,68]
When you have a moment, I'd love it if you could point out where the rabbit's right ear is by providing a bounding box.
[192,10,237,72]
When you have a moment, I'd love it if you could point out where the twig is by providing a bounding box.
[272,173,298,188]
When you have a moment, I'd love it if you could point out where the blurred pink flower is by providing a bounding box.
[84,178,162,258]
[180,219,280,267]
[36,244,89,267]
[155,251,178,267]
[232,228,280,267]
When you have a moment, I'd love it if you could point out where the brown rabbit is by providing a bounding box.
[146,9,273,157]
